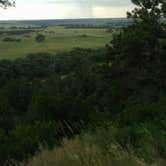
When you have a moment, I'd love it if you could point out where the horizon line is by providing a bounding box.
[0,17,128,21]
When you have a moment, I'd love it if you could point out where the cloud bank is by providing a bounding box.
[0,0,134,20]
[46,0,132,7]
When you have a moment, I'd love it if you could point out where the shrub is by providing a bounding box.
[80,34,88,37]
[35,34,45,43]
[2,37,21,42]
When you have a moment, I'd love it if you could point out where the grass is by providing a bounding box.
[20,137,164,166]
[19,124,165,166]
[0,26,112,59]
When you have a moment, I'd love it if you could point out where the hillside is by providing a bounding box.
[0,1,166,166]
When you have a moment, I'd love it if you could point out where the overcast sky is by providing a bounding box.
[0,0,134,20]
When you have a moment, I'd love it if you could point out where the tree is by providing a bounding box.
[107,0,165,68]
[126,0,166,70]
[105,0,166,112]
[0,0,15,8]
[127,0,166,22]
[35,34,45,43]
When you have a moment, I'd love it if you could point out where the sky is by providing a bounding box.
[0,0,134,20]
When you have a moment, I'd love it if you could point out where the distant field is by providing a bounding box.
[0,26,112,59]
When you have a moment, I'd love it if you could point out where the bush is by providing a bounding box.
[2,37,21,42]
[35,34,45,43]
[80,34,88,37]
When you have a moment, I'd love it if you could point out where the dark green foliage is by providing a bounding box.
[128,0,166,20]
[0,29,35,35]
[0,94,14,131]
[3,37,21,42]
[2,79,32,114]
[35,34,45,43]
[0,48,108,165]
[0,43,165,164]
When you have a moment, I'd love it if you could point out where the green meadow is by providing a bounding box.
[0,26,112,59]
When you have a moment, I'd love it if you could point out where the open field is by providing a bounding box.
[0,26,112,59]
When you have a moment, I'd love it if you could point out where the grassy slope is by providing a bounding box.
[22,134,165,166]
[0,26,112,59]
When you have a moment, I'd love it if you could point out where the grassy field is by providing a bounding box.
[0,26,112,59]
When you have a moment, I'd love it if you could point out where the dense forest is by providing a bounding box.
[0,0,166,165]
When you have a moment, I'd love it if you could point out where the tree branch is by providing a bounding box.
[0,0,15,9]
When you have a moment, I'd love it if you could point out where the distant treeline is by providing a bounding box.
[63,23,132,29]
[2,37,21,42]
[0,18,134,27]
[60,20,133,29]
[8,26,46,30]
[0,18,165,28]
[0,29,35,35]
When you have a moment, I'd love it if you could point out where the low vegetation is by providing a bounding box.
[2,37,21,42]
[23,137,164,166]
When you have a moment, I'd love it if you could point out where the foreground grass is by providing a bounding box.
[21,136,165,166]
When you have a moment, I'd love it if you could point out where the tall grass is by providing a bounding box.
[20,136,164,166]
